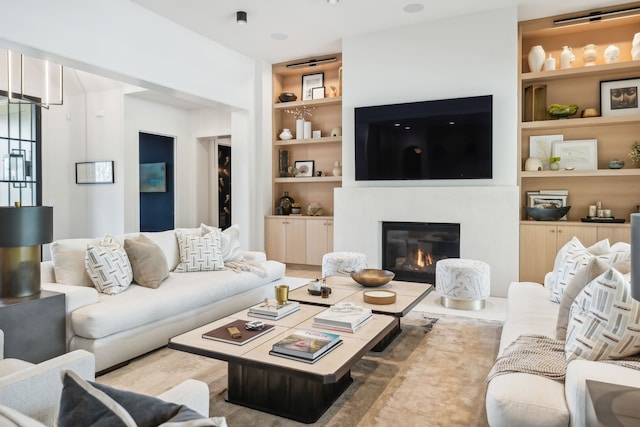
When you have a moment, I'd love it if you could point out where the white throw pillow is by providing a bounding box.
[85,235,133,295]
[50,238,100,286]
[174,229,224,272]
[201,223,244,262]
[565,267,640,361]
[608,241,631,264]
[549,237,610,303]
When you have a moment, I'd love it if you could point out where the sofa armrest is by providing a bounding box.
[243,251,267,262]
[565,359,640,427]
[156,379,210,417]
[0,330,3,360]
[0,350,95,425]
[41,261,55,283]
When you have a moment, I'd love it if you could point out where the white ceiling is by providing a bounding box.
[131,0,626,64]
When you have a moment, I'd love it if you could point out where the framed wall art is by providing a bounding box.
[76,161,115,184]
[552,139,598,170]
[302,73,324,101]
[294,160,314,177]
[600,78,640,116]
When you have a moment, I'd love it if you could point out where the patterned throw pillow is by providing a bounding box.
[85,235,133,295]
[565,267,640,361]
[174,229,224,273]
[549,237,610,303]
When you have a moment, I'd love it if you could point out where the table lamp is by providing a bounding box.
[0,205,53,298]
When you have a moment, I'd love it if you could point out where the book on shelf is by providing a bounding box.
[312,303,373,333]
[538,189,569,195]
[202,319,274,346]
[248,300,300,320]
[269,341,343,364]
[270,329,342,360]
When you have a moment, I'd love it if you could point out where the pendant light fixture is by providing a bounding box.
[2,49,63,109]
[236,11,247,25]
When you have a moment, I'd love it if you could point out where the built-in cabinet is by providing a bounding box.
[518,4,640,280]
[266,54,342,265]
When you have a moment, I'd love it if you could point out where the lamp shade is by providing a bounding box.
[632,213,640,301]
[0,206,53,247]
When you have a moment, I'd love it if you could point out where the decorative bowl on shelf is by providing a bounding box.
[548,104,578,118]
[278,92,297,103]
[351,269,395,287]
[608,159,625,169]
[524,205,571,221]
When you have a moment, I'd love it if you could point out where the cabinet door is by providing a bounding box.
[556,225,597,248]
[265,218,286,262]
[284,218,307,264]
[596,226,631,244]
[326,219,334,253]
[306,219,331,266]
[520,224,557,283]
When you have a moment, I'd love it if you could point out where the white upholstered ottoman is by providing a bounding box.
[322,252,367,277]
[436,258,490,310]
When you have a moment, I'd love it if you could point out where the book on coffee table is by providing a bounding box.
[202,319,274,346]
[248,300,300,320]
[312,303,372,333]
[270,329,342,361]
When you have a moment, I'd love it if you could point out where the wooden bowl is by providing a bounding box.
[363,290,397,305]
[350,269,395,287]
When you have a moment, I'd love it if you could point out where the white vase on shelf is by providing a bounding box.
[295,119,304,140]
[604,45,620,64]
[560,46,575,69]
[279,129,292,140]
[303,121,312,139]
[632,33,640,60]
[527,45,545,72]
[582,44,598,66]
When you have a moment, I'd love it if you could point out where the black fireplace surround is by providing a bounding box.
[382,222,460,283]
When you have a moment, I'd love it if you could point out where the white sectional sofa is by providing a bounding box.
[486,238,640,427]
[40,226,286,372]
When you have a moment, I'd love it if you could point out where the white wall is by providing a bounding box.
[336,7,519,297]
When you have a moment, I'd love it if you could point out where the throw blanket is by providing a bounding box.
[487,335,640,383]
[224,261,267,277]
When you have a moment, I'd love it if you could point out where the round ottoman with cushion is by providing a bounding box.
[322,252,367,278]
[436,258,490,310]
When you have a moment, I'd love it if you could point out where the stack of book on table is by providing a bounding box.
[269,329,342,363]
[312,302,372,333]
[248,300,300,320]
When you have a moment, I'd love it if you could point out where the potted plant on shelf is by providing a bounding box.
[549,156,561,170]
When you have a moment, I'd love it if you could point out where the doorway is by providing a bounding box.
[217,137,231,229]
[139,132,174,231]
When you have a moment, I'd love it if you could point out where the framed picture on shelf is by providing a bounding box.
[552,139,598,170]
[600,78,640,116]
[294,160,314,177]
[529,134,563,170]
[302,73,324,101]
[312,86,325,100]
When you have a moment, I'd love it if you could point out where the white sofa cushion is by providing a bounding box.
[50,238,99,286]
[174,230,224,273]
[85,236,133,295]
[565,267,640,361]
[201,224,244,262]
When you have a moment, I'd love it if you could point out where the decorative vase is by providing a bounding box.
[543,54,556,71]
[560,46,575,69]
[278,191,295,215]
[331,127,342,137]
[307,202,323,216]
[604,45,620,64]
[582,44,598,66]
[632,33,640,60]
[332,160,342,177]
[295,119,304,140]
[278,150,289,177]
[303,121,312,139]
[279,128,292,140]
[527,45,545,72]
[524,157,543,171]
[550,161,560,171]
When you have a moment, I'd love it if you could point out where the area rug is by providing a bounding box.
[97,311,502,426]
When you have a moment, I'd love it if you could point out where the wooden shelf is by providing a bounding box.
[519,220,630,226]
[274,136,341,146]
[274,176,342,183]
[520,168,640,178]
[273,97,342,110]
[521,114,640,130]
[522,61,640,84]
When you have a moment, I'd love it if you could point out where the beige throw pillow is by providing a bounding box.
[124,234,169,288]
[85,235,133,295]
[50,238,100,286]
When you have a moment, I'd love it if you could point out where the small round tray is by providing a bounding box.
[363,290,397,305]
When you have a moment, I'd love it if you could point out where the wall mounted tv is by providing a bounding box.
[354,95,493,181]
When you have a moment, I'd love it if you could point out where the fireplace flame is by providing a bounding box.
[416,249,433,267]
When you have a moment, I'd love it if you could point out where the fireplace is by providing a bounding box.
[382,221,460,283]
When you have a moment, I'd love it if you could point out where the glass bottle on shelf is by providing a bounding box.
[278,191,295,215]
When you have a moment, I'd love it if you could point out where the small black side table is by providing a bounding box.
[586,379,640,427]
[0,290,65,363]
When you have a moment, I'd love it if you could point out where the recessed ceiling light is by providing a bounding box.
[327,0,339,4]
[236,11,247,25]
[403,3,424,13]
[271,33,288,41]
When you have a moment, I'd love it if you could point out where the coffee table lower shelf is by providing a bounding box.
[227,361,352,423]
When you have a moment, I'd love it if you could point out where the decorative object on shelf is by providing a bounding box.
[524,157,543,171]
[560,46,575,69]
[350,269,395,287]
[296,119,304,140]
[303,120,312,139]
[547,104,578,119]
[287,166,298,177]
[553,139,598,170]
[311,87,325,100]
[0,205,53,298]
[301,72,324,101]
[312,130,321,138]
[529,134,562,170]
[284,106,314,139]
[523,85,547,121]
[543,54,556,71]
[307,202,323,216]
[278,150,289,177]
[629,142,640,163]
[332,160,342,176]
[582,44,598,66]
[294,160,314,177]
[279,128,293,140]
[329,86,338,97]
[290,203,302,215]
[315,171,323,177]
[588,204,597,217]
[523,205,571,221]
[528,192,568,220]
[331,127,342,137]
[581,108,599,118]
[608,159,625,169]
[278,92,297,103]
[604,45,620,64]
[549,157,561,170]
[527,45,545,72]
[600,78,640,117]
[278,191,295,215]
[632,33,640,60]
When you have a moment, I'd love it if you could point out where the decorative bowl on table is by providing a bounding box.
[548,104,578,119]
[350,269,395,287]
[524,205,571,221]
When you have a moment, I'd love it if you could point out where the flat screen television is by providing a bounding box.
[354,95,492,181]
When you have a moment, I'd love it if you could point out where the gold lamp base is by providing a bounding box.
[0,246,41,298]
